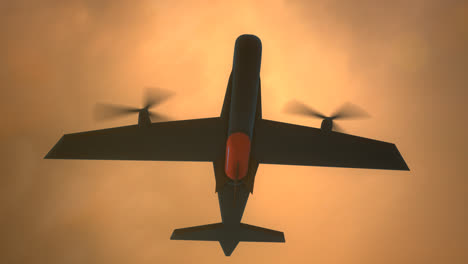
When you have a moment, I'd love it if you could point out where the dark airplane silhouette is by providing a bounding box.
[45,34,409,256]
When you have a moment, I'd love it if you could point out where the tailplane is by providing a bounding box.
[171,222,285,256]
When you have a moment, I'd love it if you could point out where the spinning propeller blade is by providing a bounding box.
[284,99,327,119]
[284,100,370,132]
[94,87,173,122]
[94,104,140,121]
[331,102,370,120]
[144,87,174,109]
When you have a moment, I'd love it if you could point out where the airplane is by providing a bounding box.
[44,34,410,256]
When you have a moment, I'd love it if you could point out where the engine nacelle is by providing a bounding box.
[320,118,333,132]
[138,110,152,128]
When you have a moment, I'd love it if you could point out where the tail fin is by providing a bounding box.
[171,222,285,256]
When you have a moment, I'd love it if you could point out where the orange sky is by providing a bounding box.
[1,1,467,263]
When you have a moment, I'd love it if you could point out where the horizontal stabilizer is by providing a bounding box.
[171,222,284,256]
[171,223,223,241]
[237,223,285,242]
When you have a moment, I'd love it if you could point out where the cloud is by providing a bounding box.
[1,0,467,263]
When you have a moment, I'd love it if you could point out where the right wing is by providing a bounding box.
[252,119,409,170]
[45,118,226,162]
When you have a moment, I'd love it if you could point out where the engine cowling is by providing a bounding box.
[138,109,152,128]
[320,118,333,132]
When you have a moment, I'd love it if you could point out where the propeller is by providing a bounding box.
[94,87,173,125]
[284,100,370,132]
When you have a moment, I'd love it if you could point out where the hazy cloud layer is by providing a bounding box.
[1,1,466,263]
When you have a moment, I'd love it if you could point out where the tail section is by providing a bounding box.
[171,222,285,256]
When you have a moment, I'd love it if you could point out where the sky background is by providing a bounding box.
[1,0,467,263]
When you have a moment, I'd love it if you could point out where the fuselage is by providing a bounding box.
[218,34,262,227]
[224,35,262,182]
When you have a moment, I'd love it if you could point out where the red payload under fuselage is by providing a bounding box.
[224,132,251,180]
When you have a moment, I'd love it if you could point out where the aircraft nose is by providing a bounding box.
[236,34,262,49]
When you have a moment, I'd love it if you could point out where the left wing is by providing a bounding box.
[252,119,409,170]
[45,118,226,161]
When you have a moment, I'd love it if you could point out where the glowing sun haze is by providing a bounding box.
[1,0,467,263]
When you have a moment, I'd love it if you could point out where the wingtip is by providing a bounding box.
[169,230,177,240]
[403,162,410,171]
[43,136,65,159]
[43,146,56,159]
[391,143,410,171]
[399,155,410,171]
[169,228,188,240]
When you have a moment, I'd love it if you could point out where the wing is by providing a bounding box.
[252,119,409,170]
[45,118,226,162]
